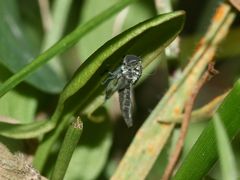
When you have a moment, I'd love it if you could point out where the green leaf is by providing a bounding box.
[174,80,240,179]
[77,0,118,61]
[121,0,156,31]
[58,11,185,117]
[0,0,139,98]
[0,121,55,139]
[33,115,70,171]
[0,88,37,124]
[51,117,83,180]
[78,0,156,61]
[33,11,185,172]
[0,65,53,139]
[41,0,74,80]
[213,114,238,180]
[42,0,74,50]
[64,114,112,180]
[0,64,48,139]
[0,0,65,93]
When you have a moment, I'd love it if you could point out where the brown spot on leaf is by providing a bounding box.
[212,4,227,22]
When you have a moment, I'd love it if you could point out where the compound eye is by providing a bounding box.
[123,55,141,64]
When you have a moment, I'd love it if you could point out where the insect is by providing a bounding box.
[103,55,142,127]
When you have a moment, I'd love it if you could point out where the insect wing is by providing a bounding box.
[105,78,119,99]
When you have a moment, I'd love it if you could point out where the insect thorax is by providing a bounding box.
[121,55,142,85]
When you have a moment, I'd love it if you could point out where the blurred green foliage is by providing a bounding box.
[0,0,240,179]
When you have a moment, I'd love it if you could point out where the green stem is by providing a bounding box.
[33,114,70,171]
[50,117,83,180]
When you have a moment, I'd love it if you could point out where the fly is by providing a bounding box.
[103,55,142,127]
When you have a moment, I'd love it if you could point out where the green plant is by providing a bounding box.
[0,1,240,180]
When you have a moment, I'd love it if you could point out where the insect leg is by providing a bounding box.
[102,67,121,85]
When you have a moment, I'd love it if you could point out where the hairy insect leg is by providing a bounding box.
[102,67,122,85]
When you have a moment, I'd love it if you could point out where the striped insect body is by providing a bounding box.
[118,86,133,127]
[103,55,142,127]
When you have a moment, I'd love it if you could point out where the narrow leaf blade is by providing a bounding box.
[213,114,238,180]
[174,80,240,179]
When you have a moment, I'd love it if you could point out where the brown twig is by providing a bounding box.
[161,62,218,180]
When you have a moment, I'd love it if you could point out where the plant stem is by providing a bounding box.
[50,117,83,180]
[33,114,70,171]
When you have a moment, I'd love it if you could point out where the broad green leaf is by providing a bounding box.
[0,90,36,123]
[64,113,112,180]
[0,65,51,139]
[213,114,238,180]
[174,80,240,179]
[0,0,140,98]
[78,0,156,61]
[0,0,65,93]
[121,0,156,31]
[58,11,185,117]
[33,11,185,172]
[78,0,117,61]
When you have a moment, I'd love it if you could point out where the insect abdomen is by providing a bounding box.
[118,86,133,127]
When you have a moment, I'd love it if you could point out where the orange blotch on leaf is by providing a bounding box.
[147,143,156,156]
[212,4,227,22]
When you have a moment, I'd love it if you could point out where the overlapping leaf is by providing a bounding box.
[174,80,240,179]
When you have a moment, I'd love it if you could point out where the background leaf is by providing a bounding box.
[174,80,240,179]
[0,0,140,98]
[59,11,185,116]
[77,0,117,61]
[0,89,37,124]
[0,121,54,139]
[213,114,238,180]
[0,1,240,180]
[78,0,156,61]
[33,11,185,173]
[0,0,65,93]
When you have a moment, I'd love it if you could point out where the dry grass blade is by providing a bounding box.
[161,63,218,180]
[112,3,235,180]
[158,91,228,123]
